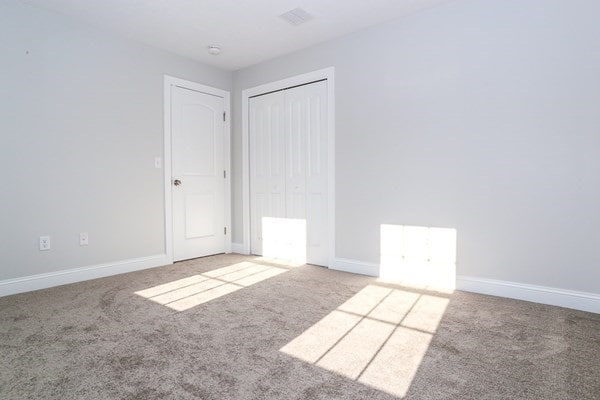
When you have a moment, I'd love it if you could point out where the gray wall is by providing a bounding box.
[232,0,600,294]
[0,0,231,280]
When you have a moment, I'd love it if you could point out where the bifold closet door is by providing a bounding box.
[249,91,286,259]
[249,80,328,266]
[285,81,329,266]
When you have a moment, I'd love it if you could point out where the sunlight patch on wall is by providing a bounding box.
[262,217,307,264]
[380,224,457,291]
[135,261,287,311]
[280,284,449,397]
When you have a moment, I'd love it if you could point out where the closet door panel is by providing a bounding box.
[249,91,286,256]
[305,81,329,266]
[284,81,329,266]
[284,89,308,221]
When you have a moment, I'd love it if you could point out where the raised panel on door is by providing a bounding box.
[172,86,225,261]
[305,81,328,266]
[284,81,328,266]
[249,91,286,256]
[284,91,307,221]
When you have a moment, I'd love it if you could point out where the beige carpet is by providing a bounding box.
[1,254,598,399]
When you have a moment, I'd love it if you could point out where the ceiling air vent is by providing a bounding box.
[279,8,314,26]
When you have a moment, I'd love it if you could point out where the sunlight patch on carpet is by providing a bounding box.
[135,261,288,311]
[280,284,449,397]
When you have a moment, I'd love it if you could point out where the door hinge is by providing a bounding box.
[223,170,226,179]
[223,111,226,122]
[224,227,227,235]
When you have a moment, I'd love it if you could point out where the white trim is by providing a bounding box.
[331,258,380,277]
[329,257,599,314]
[164,78,174,262]
[222,89,232,254]
[241,67,336,266]
[456,276,600,314]
[164,76,232,260]
[242,91,250,254]
[231,242,247,254]
[332,258,600,314]
[0,255,170,297]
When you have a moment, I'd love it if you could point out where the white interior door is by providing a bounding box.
[171,85,225,261]
[249,80,329,266]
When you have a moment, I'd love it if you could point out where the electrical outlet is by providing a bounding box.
[39,236,51,251]
[154,156,162,169]
[79,232,89,246]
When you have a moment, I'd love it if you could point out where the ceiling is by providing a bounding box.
[21,0,453,71]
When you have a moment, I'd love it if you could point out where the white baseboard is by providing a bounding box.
[0,254,171,298]
[231,242,248,255]
[456,276,600,314]
[330,257,599,314]
[3,253,597,314]
[331,258,379,277]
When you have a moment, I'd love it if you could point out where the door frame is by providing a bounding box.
[164,75,231,263]
[241,67,335,267]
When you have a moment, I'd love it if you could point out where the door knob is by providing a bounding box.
[173,179,182,186]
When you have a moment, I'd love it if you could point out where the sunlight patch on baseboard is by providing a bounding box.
[280,284,449,397]
[135,261,287,311]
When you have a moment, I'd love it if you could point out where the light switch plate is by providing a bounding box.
[154,156,162,169]
[79,232,89,246]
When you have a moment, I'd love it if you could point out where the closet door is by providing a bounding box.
[249,91,286,257]
[284,81,328,266]
[249,80,328,267]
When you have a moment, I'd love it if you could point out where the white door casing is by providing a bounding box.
[249,80,329,266]
[168,82,229,262]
